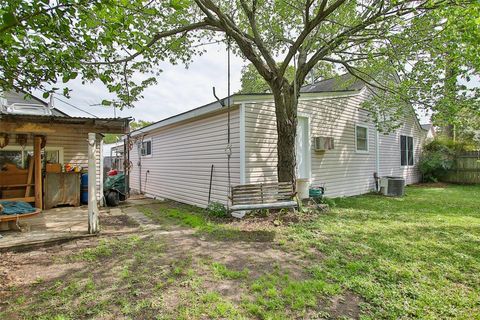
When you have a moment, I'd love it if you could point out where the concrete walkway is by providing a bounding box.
[0,199,161,251]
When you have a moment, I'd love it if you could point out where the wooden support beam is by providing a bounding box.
[34,136,43,209]
[0,121,126,134]
[25,155,34,197]
[88,133,99,234]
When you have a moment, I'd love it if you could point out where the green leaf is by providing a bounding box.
[2,12,17,27]
[169,0,187,10]
[42,92,50,99]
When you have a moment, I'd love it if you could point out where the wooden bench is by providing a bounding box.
[229,182,298,213]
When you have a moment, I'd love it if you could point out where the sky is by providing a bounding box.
[40,43,245,122]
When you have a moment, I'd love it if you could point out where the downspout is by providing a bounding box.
[375,129,380,191]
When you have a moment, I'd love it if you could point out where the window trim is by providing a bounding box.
[140,138,153,157]
[400,135,414,166]
[355,124,369,153]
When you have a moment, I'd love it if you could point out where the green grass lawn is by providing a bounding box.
[285,184,480,319]
[1,184,479,319]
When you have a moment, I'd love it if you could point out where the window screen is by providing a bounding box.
[356,125,368,152]
[141,140,152,156]
[401,135,414,166]
[0,150,23,168]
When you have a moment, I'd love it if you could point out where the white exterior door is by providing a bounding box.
[296,116,310,179]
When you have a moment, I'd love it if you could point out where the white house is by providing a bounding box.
[127,75,427,208]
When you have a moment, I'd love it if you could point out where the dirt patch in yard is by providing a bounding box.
[0,201,363,319]
[100,215,139,229]
[328,291,363,319]
[0,230,361,319]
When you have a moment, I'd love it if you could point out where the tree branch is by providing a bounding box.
[84,21,211,65]
[279,0,347,77]
[0,2,81,34]
[195,0,274,81]
[297,2,430,82]
[239,0,277,72]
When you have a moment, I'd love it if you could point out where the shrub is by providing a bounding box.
[206,201,228,218]
[418,138,466,182]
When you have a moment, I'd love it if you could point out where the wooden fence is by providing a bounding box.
[442,151,480,184]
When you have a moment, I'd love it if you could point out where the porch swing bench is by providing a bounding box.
[229,182,298,213]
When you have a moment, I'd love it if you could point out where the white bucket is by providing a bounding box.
[296,178,311,199]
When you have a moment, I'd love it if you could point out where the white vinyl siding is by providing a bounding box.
[129,108,240,208]
[244,90,425,197]
[126,89,426,207]
[244,90,378,197]
[379,111,425,184]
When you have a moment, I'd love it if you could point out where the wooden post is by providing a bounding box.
[33,136,43,209]
[25,155,34,197]
[88,133,99,234]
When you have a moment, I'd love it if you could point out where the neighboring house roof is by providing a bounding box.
[300,73,365,93]
[421,123,432,131]
[421,123,436,138]
[1,90,69,117]
[129,74,426,137]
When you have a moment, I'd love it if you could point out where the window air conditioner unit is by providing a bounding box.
[379,176,405,197]
[313,136,334,151]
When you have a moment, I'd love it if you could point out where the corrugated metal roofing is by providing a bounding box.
[1,90,68,117]
[0,113,130,123]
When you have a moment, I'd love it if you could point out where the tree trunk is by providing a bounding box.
[272,85,298,185]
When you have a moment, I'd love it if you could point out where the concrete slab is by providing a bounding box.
[0,199,161,250]
[0,206,91,251]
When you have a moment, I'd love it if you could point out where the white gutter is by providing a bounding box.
[239,103,246,184]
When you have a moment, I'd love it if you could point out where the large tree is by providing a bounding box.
[238,62,337,93]
[1,0,478,184]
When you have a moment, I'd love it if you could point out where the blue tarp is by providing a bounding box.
[0,201,36,215]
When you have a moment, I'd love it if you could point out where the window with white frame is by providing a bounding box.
[400,135,414,166]
[355,124,369,152]
[141,139,152,156]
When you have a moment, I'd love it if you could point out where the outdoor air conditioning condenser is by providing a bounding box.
[379,176,405,197]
